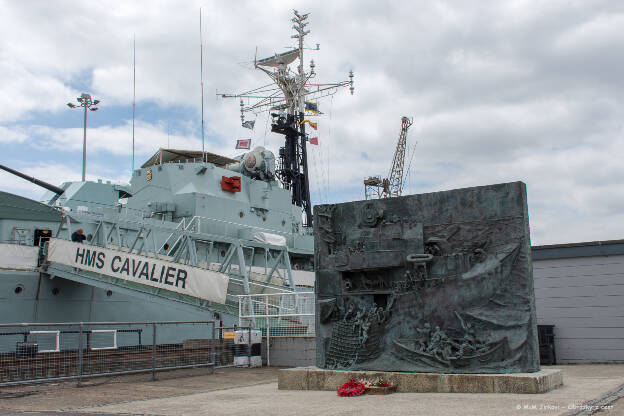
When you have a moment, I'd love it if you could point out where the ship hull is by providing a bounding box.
[0,270,233,324]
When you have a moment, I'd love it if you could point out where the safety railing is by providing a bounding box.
[238,292,315,366]
[0,321,252,387]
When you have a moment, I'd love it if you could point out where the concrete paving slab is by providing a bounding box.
[600,398,624,416]
[0,367,278,413]
[76,365,623,416]
[0,365,622,416]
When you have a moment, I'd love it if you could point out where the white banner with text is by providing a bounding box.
[47,238,228,304]
[0,243,39,271]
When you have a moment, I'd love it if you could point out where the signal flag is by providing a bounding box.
[300,120,318,130]
[236,139,251,149]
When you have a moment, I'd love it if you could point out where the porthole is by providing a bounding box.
[163,243,170,251]
[281,220,286,227]
[239,211,244,218]
[220,250,226,257]
[106,290,113,297]
[14,286,23,294]
[52,288,60,296]
[263,217,267,222]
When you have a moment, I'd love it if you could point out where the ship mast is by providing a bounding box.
[219,10,354,227]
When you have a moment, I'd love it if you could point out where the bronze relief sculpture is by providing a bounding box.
[314,182,540,373]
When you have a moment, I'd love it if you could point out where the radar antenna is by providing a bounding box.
[218,10,354,227]
[364,116,413,199]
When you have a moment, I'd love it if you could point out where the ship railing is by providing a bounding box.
[188,215,291,238]
[157,214,293,257]
[0,239,30,245]
[237,292,315,366]
[0,321,256,387]
[227,275,293,295]
[224,277,295,309]
[168,157,205,164]
[155,156,223,165]
[156,217,196,255]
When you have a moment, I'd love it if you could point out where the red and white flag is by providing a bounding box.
[236,139,251,149]
[309,137,319,145]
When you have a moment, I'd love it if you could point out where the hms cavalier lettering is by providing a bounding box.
[74,247,188,289]
[46,238,226,304]
[109,255,187,288]
[74,247,105,269]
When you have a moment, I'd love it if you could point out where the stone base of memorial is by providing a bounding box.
[278,367,563,394]
[365,385,397,395]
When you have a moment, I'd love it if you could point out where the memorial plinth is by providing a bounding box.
[278,367,563,394]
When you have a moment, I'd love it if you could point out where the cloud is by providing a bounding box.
[0,125,28,143]
[0,62,79,123]
[2,0,624,245]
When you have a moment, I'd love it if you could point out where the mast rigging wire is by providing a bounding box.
[132,33,136,173]
[200,8,205,161]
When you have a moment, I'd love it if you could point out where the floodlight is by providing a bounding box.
[67,92,101,182]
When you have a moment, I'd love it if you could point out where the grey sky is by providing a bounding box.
[1,0,623,245]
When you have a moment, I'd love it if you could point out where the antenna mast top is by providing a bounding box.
[222,10,352,118]
[219,10,354,226]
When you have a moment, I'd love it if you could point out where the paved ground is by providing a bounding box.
[0,365,622,416]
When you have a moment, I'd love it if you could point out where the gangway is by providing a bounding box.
[1,212,312,320]
[41,236,305,317]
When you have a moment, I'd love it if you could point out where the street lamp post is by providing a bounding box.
[67,93,100,182]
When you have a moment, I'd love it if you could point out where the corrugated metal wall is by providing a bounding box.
[533,254,624,363]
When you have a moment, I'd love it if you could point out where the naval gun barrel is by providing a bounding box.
[0,164,65,195]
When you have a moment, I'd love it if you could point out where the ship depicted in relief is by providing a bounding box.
[315,193,534,373]
[321,235,521,369]
[0,10,353,329]
[391,311,527,370]
[337,240,520,300]
[393,335,512,369]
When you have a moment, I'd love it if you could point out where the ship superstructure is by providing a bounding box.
[0,10,350,327]
[1,143,314,326]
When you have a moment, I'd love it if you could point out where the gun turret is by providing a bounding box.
[225,147,276,181]
[0,164,65,195]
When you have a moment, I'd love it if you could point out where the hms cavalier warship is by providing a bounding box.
[0,10,352,328]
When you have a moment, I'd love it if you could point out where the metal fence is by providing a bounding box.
[238,292,315,366]
[0,321,250,387]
